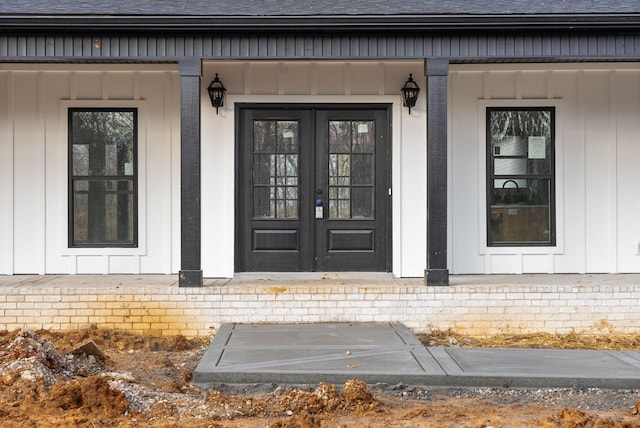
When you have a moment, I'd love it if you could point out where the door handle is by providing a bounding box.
[315,199,324,219]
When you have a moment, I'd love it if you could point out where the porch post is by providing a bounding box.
[178,58,203,287]
[425,58,450,286]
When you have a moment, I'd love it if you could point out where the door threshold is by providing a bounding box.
[233,272,394,281]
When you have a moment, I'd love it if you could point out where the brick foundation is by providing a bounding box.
[0,275,638,336]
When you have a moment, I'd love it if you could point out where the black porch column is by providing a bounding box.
[178,58,203,287]
[425,59,450,286]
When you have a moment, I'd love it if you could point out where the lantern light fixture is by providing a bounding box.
[401,73,420,114]
[207,73,226,114]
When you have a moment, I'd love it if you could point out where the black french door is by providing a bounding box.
[236,104,391,272]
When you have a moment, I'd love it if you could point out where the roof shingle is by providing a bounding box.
[0,0,637,16]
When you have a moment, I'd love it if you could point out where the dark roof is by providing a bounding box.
[1,1,639,31]
[0,0,639,16]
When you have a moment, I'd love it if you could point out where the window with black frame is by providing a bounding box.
[487,107,555,246]
[69,108,137,247]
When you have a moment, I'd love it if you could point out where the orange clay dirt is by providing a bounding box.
[0,326,639,428]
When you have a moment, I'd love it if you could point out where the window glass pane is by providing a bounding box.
[72,144,89,176]
[494,158,526,177]
[490,179,551,244]
[71,111,135,177]
[72,180,134,245]
[487,107,554,246]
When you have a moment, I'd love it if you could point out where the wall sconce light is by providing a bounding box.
[207,73,226,114]
[401,74,420,114]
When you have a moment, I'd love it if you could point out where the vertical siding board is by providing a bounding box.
[625,34,635,56]
[122,37,131,57]
[183,37,193,57]
[169,37,178,57]
[13,71,43,273]
[368,36,377,58]
[85,36,94,57]
[193,37,203,58]
[543,35,554,57]
[475,35,484,58]
[461,35,471,58]
[251,37,264,58]
[304,36,314,57]
[27,36,38,56]
[43,36,53,56]
[147,37,157,57]
[72,37,82,57]
[125,36,134,57]
[159,37,168,57]
[201,36,211,58]
[449,35,459,58]
[7,36,15,57]
[432,36,441,57]
[17,36,26,57]
[603,35,613,58]
[291,36,300,57]
[619,34,628,56]
[0,71,14,274]
[323,37,333,57]
[3,37,11,56]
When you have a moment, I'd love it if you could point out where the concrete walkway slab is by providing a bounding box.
[193,323,640,389]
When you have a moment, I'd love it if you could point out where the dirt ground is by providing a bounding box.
[0,326,639,427]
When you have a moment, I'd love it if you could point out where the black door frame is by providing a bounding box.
[234,102,392,273]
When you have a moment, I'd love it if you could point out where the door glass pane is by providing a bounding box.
[252,120,299,219]
[277,121,298,153]
[352,121,374,153]
[352,154,373,185]
[253,121,276,152]
[328,121,351,153]
[328,120,375,219]
[352,187,373,218]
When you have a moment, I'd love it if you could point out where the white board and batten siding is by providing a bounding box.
[6,61,639,278]
[450,63,640,274]
[0,64,181,275]
[200,61,428,278]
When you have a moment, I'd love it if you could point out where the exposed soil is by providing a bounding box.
[0,326,639,427]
